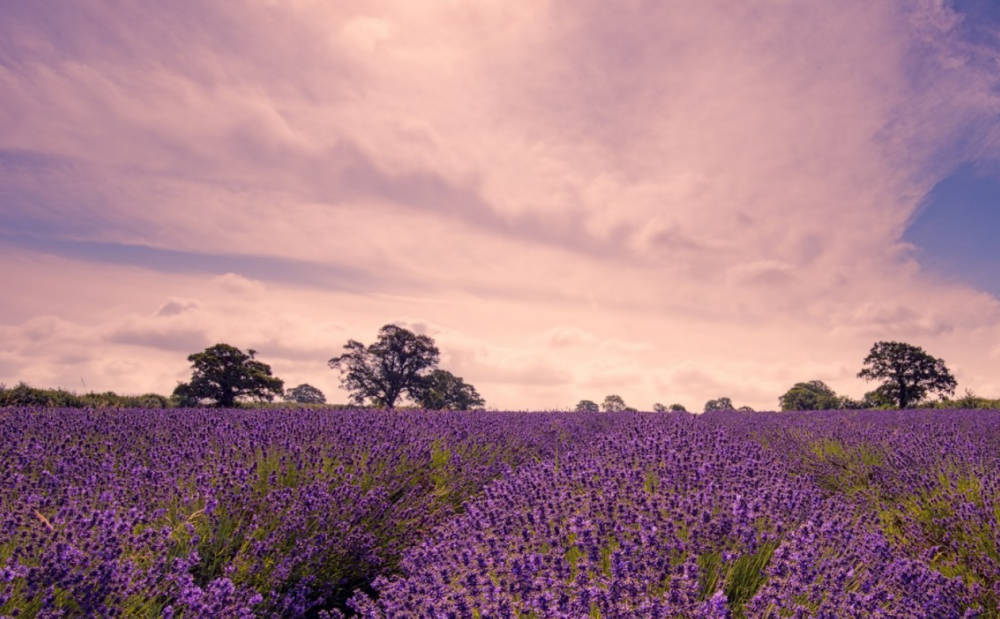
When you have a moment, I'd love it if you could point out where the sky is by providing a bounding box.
[2,0,1000,411]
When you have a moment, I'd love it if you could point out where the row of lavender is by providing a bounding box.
[0,409,615,618]
[745,409,1000,616]
[355,411,993,618]
[2,409,999,618]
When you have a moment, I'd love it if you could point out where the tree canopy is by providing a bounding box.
[328,324,442,409]
[779,380,842,411]
[575,399,600,412]
[174,343,284,408]
[652,402,687,413]
[857,341,957,409]
[703,397,735,412]
[285,383,327,404]
[411,369,485,410]
[602,394,627,412]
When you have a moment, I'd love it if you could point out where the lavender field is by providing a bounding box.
[2,409,999,618]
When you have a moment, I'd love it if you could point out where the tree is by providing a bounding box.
[575,399,600,412]
[652,403,668,412]
[737,406,755,412]
[669,403,688,412]
[171,381,202,407]
[862,386,897,409]
[857,341,957,409]
[602,394,627,412]
[703,397,735,412]
[779,380,842,412]
[947,388,1000,410]
[839,394,873,410]
[175,343,284,408]
[286,383,327,404]
[412,369,485,410]
[328,324,440,409]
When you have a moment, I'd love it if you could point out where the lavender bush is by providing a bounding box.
[0,409,611,617]
[2,407,998,618]
[354,412,980,618]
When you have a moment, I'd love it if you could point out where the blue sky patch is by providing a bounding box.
[904,163,1000,298]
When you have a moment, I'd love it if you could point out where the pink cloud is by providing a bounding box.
[2,1,1000,409]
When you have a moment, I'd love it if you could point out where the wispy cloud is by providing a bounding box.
[0,233,380,291]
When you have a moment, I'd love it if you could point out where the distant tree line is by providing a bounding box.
[168,324,485,410]
[0,324,486,411]
[575,341,973,413]
[576,396,692,413]
[574,395,758,413]
[0,382,170,409]
[4,336,994,412]
[779,341,959,411]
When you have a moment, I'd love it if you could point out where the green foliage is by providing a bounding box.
[857,341,957,409]
[170,381,202,407]
[249,400,365,410]
[411,369,485,410]
[800,438,887,497]
[564,540,584,582]
[836,389,896,410]
[0,382,78,407]
[0,382,170,409]
[698,542,778,619]
[704,397,735,412]
[575,399,600,412]
[79,391,170,408]
[175,344,284,408]
[643,470,659,494]
[601,394,626,412]
[789,431,1000,614]
[724,541,779,617]
[839,387,1000,411]
[652,402,688,413]
[862,386,898,409]
[779,380,842,411]
[285,383,327,404]
[328,324,441,409]
[925,389,1000,410]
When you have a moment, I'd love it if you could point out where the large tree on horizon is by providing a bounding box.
[411,369,485,410]
[857,341,957,409]
[601,394,627,412]
[328,324,441,409]
[703,397,735,412]
[779,380,842,411]
[174,343,284,408]
[285,383,327,404]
